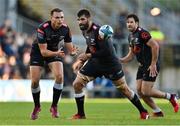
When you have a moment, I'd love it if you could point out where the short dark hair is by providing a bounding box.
[126,14,139,23]
[51,8,63,16]
[77,9,91,18]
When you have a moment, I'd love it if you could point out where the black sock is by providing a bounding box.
[32,91,40,107]
[75,96,85,116]
[130,94,147,113]
[52,88,62,107]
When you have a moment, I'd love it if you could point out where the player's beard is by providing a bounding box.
[128,27,135,32]
[79,23,89,31]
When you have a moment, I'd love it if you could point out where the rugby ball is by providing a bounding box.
[99,25,114,39]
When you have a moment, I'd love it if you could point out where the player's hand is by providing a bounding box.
[72,60,84,73]
[148,64,158,77]
[57,50,65,58]
[70,45,79,56]
[119,58,125,63]
[77,53,91,62]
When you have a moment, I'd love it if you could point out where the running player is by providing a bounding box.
[71,9,149,120]
[120,14,179,117]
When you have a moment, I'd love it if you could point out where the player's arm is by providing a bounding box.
[147,38,159,65]
[72,55,86,74]
[64,42,78,56]
[146,38,159,77]
[120,47,134,63]
[72,47,90,73]
[37,27,64,58]
[64,26,79,56]
[38,43,65,58]
[75,47,91,62]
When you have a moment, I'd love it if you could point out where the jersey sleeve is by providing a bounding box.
[37,24,46,44]
[140,30,151,43]
[64,26,72,43]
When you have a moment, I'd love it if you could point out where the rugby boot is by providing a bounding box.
[152,111,164,117]
[50,106,59,118]
[71,113,86,119]
[169,94,179,113]
[31,106,41,120]
[140,111,149,120]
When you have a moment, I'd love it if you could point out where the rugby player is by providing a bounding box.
[120,14,179,117]
[71,9,149,120]
[30,8,77,120]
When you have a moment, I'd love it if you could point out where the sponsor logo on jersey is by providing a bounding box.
[59,36,65,41]
[93,25,97,30]
[32,61,39,64]
[85,36,89,39]
[37,28,44,34]
[43,23,49,28]
[141,32,150,39]
[117,70,123,75]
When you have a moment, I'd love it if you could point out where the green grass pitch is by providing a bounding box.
[0,99,179,125]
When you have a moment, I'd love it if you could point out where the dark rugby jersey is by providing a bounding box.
[128,27,159,66]
[32,21,72,53]
[82,23,119,65]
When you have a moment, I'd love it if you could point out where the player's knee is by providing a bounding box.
[31,81,39,88]
[73,81,83,92]
[118,84,126,92]
[115,80,127,92]
[137,89,143,97]
[55,73,63,83]
[141,90,150,97]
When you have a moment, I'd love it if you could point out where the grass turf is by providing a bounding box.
[0,99,179,125]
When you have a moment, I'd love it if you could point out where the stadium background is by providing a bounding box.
[0,0,180,101]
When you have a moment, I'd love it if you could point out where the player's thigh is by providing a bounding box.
[48,61,63,79]
[30,48,44,66]
[136,79,143,93]
[136,66,143,80]
[80,59,100,77]
[142,65,160,82]
[141,81,154,95]
[30,66,42,84]
[104,67,124,81]
[112,76,129,90]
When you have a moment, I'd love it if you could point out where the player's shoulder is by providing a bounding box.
[138,27,151,40]
[38,21,50,30]
[61,23,70,29]
[62,23,68,27]
[138,27,150,34]
[92,23,100,31]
